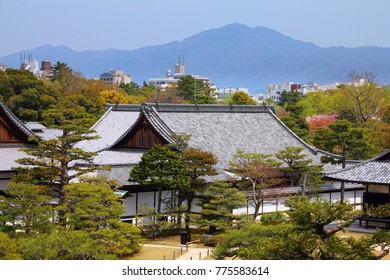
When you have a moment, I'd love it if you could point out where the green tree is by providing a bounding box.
[196,181,246,234]
[120,81,140,95]
[331,78,386,124]
[0,183,54,235]
[285,195,355,238]
[0,232,22,260]
[229,150,283,219]
[278,90,302,106]
[314,119,370,202]
[129,145,190,213]
[62,181,142,257]
[228,91,257,105]
[177,75,216,104]
[0,69,58,122]
[16,230,116,260]
[62,182,125,231]
[275,146,323,195]
[215,196,390,260]
[51,61,73,86]
[16,104,100,224]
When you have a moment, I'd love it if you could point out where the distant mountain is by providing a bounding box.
[3,23,390,92]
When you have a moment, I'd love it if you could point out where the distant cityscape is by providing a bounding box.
[0,52,363,104]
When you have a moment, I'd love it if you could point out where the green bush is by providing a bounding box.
[204,236,221,247]
[260,212,286,225]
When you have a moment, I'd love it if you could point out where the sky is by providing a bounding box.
[1,0,390,57]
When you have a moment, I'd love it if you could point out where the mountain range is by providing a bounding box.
[3,23,390,92]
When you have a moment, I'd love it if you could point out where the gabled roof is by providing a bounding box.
[325,148,390,184]
[0,103,63,172]
[110,105,175,149]
[82,103,335,169]
[76,105,141,152]
[0,102,34,143]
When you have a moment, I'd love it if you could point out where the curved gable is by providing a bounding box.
[113,114,169,149]
[0,103,33,144]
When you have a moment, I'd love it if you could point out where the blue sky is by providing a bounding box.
[1,0,389,56]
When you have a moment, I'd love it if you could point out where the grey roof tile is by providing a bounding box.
[0,145,30,171]
[92,149,145,165]
[157,108,324,169]
[81,104,335,170]
[77,106,140,152]
[97,165,133,186]
[325,161,390,184]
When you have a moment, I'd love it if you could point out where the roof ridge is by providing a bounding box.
[371,147,390,161]
[266,108,336,157]
[147,107,175,143]
[90,105,113,130]
[324,157,374,175]
[109,103,275,113]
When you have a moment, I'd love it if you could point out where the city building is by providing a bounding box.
[20,53,40,76]
[100,70,131,85]
[40,60,54,79]
[215,87,249,99]
[148,57,212,91]
[0,63,7,71]
[266,82,302,102]
[18,53,54,79]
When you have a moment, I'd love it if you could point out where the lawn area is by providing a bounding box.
[124,229,215,260]
[124,245,183,260]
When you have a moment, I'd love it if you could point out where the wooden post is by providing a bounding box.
[199,252,201,260]
[173,251,176,260]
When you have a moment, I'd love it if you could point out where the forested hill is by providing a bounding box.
[3,23,390,92]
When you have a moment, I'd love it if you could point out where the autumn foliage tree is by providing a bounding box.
[181,147,218,227]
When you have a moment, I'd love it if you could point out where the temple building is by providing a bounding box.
[75,103,364,221]
[326,149,390,228]
[1,102,375,224]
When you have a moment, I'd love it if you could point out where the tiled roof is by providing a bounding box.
[0,144,31,171]
[97,165,134,186]
[92,149,145,165]
[25,122,62,140]
[325,161,390,184]
[76,106,141,152]
[81,103,338,171]
[156,106,328,169]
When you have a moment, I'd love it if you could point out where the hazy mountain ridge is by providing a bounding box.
[3,24,390,92]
